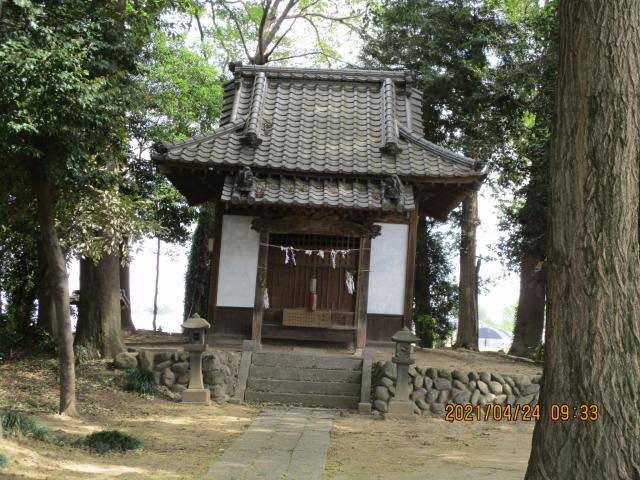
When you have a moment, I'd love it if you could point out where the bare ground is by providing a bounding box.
[0,348,540,479]
[372,347,543,377]
[0,358,257,479]
[325,413,534,480]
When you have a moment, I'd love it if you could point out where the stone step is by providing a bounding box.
[249,365,361,383]
[247,378,361,396]
[245,391,359,410]
[252,352,362,371]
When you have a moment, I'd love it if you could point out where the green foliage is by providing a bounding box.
[0,410,55,443]
[0,453,7,469]
[122,368,157,395]
[415,314,452,348]
[0,0,169,261]
[185,0,362,67]
[99,375,119,387]
[362,0,515,159]
[492,0,557,269]
[532,344,544,362]
[76,430,143,454]
[124,32,223,250]
[183,205,215,320]
[413,219,457,348]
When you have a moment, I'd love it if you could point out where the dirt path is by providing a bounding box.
[325,414,534,480]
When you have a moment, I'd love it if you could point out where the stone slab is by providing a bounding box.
[359,348,373,409]
[202,408,334,480]
[247,378,360,396]
[230,350,252,404]
[244,391,359,410]
[251,352,362,371]
[182,388,210,404]
[249,365,361,383]
[358,402,372,414]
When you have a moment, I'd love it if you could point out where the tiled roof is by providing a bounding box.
[221,175,416,212]
[155,64,482,180]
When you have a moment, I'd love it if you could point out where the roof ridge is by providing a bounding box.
[380,78,401,154]
[157,120,245,152]
[229,62,416,84]
[240,72,266,146]
[398,125,483,171]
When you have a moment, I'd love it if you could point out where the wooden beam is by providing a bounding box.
[252,229,269,344]
[355,237,371,349]
[403,210,419,328]
[207,204,224,326]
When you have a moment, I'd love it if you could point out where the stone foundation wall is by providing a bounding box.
[371,361,542,416]
[115,349,241,402]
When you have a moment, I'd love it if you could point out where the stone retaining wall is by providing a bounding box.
[371,360,542,416]
[114,349,241,402]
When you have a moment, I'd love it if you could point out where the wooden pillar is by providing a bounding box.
[207,205,224,326]
[403,211,419,328]
[355,236,371,348]
[252,229,269,344]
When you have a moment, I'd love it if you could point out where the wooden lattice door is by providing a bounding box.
[264,233,360,328]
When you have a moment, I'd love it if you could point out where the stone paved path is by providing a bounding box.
[202,408,335,480]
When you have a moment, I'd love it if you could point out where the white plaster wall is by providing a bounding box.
[216,215,260,308]
[367,223,408,315]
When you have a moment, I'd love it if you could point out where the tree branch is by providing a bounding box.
[257,0,273,62]
[194,11,210,61]
[263,0,299,52]
[219,0,253,62]
[264,12,300,60]
[208,1,231,65]
[268,50,324,63]
[288,11,362,33]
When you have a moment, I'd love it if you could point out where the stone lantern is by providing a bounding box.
[386,327,420,419]
[181,313,211,404]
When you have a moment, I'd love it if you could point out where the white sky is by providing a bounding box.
[69,7,520,333]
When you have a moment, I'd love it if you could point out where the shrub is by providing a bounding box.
[0,453,7,469]
[76,430,143,454]
[0,410,54,442]
[122,368,157,395]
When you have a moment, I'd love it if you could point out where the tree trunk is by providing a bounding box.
[152,238,160,332]
[509,256,545,357]
[183,204,215,320]
[37,240,57,338]
[75,253,125,359]
[455,191,478,350]
[31,177,76,416]
[119,260,135,332]
[525,1,640,477]
[414,215,433,347]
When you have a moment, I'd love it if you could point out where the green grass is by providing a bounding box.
[0,453,7,469]
[76,430,143,454]
[0,410,55,442]
[122,368,157,395]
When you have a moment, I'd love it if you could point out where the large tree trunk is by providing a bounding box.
[119,260,135,332]
[183,204,215,320]
[414,215,433,347]
[508,255,545,357]
[31,177,76,416]
[525,1,640,477]
[455,191,478,350]
[75,253,125,359]
[37,240,57,338]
